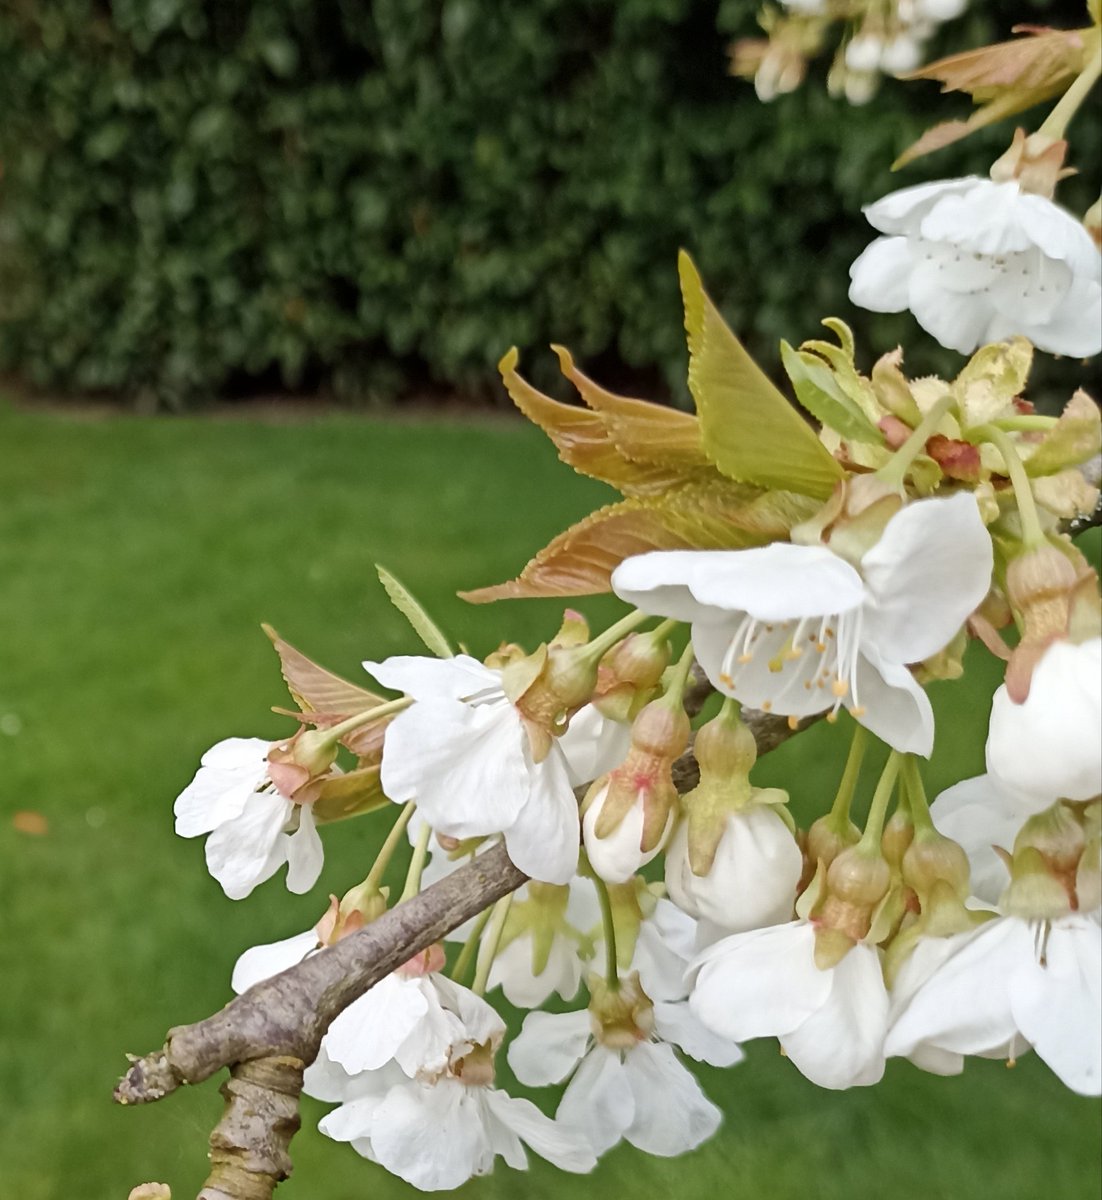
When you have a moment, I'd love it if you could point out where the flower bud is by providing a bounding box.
[266,728,340,802]
[881,808,914,869]
[594,628,672,722]
[815,845,892,942]
[583,779,675,884]
[1013,802,1086,891]
[1000,846,1074,919]
[665,802,801,932]
[902,827,971,901]
[804,813,861,876]
[588,971,655,1049]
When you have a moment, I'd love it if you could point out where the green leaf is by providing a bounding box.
[377,566,454,657]
[678,251,843,499]
[780,341,885,446]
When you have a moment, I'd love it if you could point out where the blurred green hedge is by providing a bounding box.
[0,0,1095,406]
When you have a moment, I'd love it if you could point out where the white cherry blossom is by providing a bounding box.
[314,983,596,1189]
[689,920,890,1089]
[886,912,1102,1095]
[986,637,1102,806]
[613,493,993,756]
[173,737,323,899]
[508,1009,733,1159]
[849,176,1102,356]
[665,803,802,932]
[366,655,580,884]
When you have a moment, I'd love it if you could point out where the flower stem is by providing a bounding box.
[829,722,868,828]
[323,695,412,745]
[450,905,494,984]
[472,893,514,996]
[968,423,1045,546]
[858,751,901,854]
[593,874,620,991]
[583,609,653,663]
[1038,46,1102,141]
[662,639,698,706]
[901,755,935,835]
[993,415,1059,433]
[876,395,955,490]
[362,801,416,892]
[398,818,433,903]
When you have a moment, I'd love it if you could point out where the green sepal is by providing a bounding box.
[377,565,454,658]
[780,340,885,446]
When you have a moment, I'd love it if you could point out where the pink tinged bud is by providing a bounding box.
[879,414,913,449]
[398,942,447,978]
[266,728,339,803]
[583,780,675,884]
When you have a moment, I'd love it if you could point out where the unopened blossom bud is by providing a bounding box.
[587,972,655,1050]
[902,827,971,902]
[1013,803,1086,892]
[844,33,884,73]
[879,32,922,74]
[805,813,861,874]
[817,845,892,943]
[315,880,389,946]
[665,704,801,930]
[1003,542,1080,701]
[594,628,672,722]
[1001,846,1074,919]
[581,698,688,883]
[266,727,340,803]
[881,808,914,869]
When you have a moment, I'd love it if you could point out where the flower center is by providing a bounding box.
[716,608,866,721]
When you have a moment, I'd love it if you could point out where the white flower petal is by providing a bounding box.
[490,934,584,1008]
[380,698,530,836]
[849,647,935,757]
[1010,916,1102,1096]
[325,975,432,1074]
[231,929,317,994]
[886,921,1026,1060]
[862,177,977,234]
[689,922,831,1042]
[556,1046,634,1156]
[203,790,291,900]
[621,1041,722,1155]
[481,1088,598,1174]
[364,654,501,702]
[508,1009,593,1086]
[653,1000,744,1067]
[429,975,507,1050]
[907,263,995,354]
[848,236,913,312]
[860,493,992,666]
[559,705,631,788]
[502,747,580,884]
[284,804,324,894]
[369,1077,489,1191]
[986,638,1102,803]
[780,943,888,1088]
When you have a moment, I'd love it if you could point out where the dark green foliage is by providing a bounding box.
[0,0,1097,406]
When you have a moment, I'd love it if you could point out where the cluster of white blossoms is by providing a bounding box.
[740,0,969,105]
[171,452,1102,1188]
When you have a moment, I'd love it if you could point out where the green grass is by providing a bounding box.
[0,398,1098,1200]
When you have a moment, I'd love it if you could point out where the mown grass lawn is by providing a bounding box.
[0,397,1098,1200]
